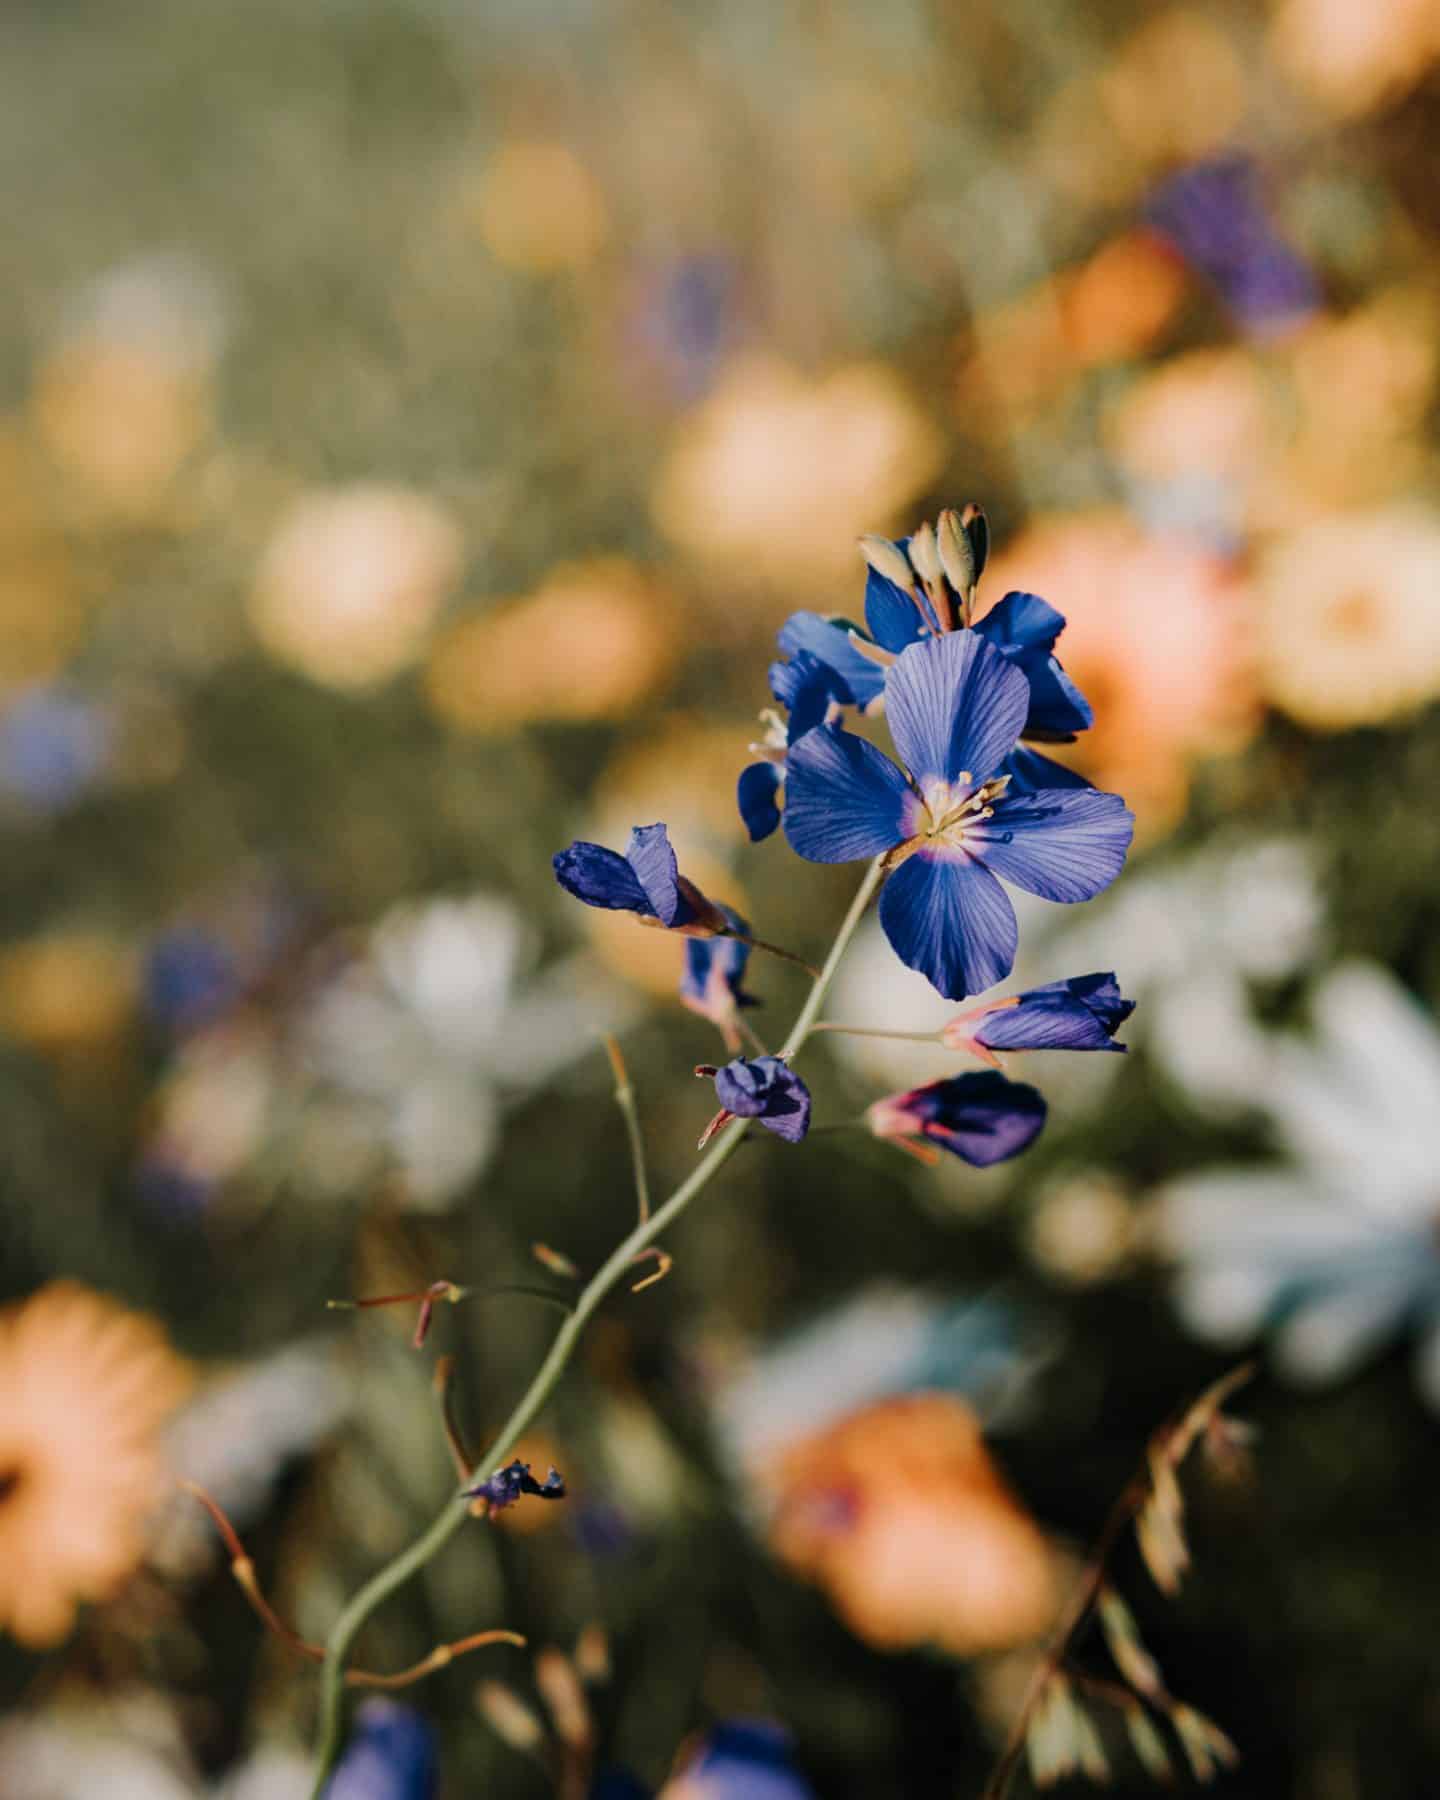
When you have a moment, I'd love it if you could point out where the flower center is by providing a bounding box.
[917,773,1010,847]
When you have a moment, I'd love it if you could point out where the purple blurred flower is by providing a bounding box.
[944,973,1135,1062]
[702,1056,811,1146]
[554,823,725,934]
[783,633,1133,999]
[466,1459,567,1512]
[325,1699,437,1800]
[866,1071,1047,1168]
[1145,154,1320,337]
[0,686,111,814]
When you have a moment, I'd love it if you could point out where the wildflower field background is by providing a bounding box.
[3,0,1440,1793]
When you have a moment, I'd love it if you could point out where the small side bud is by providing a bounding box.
[936,509,976,598]
[907,520,943,586]
[858,533,916,591]
[961,501,989,580]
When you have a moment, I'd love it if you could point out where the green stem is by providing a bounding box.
[808,1023,943,1044]
[307,857,885,1793]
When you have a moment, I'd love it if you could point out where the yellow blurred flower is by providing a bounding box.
[0,930,136,1055]
[249,485,463,690]
[1033,10,1244,208]
[766,1394,1059,1657]
[1269,0,1440,118]
[0,430,85,695]
[1252,505,1440,731]
[427,558,677,733]
[466,141,608,273]
[0,1282,191,1647]
[651,355,943,588]
[983,512,1258,838]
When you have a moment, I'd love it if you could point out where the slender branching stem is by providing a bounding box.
[809,1023,944,1044]
[307,857,886,1794]
[603,1032,651,1225]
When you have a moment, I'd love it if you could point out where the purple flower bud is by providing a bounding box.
[943,973,1135,1060]
[553,823,725,933]
[466,1459,567,1512]
[707,1056,811,1144]
[867,1071,1046,1168]
[680,904,760,1049]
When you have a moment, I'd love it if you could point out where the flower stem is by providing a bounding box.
[306,856,886,1794]
[809,1023,942,1044]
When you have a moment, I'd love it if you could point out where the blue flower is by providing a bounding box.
[680,904,760,1048]
[774,523,1090,741]
[466,1459,567,1511]
[664,1719,817,1799]
[554,823,725,934]
[944,973,1135,1061]
[701,1056,811,1145]
[784,633,1134,999]
[325,1699,438,1800]
[737,652,851,842]
[866,1071,1046,1168]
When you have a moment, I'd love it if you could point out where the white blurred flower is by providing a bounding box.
[1046,837,1324,1115]
[1160,961,1440,1407]
[157,1340,352,1579]
[305,892,631,1209]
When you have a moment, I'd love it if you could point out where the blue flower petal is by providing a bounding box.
[970,789,1133,904]
[974,593,1093,739]
[681,905,758,1015]
[909,1070,1047,1167]
[554,841,654,915]
[972,973,1135,1053]
[625,823,685,925]
[326,1698,438,1800]
[863,561,927,654]
[777,613,886,709]
[1002,744,1093,795]
[879,847,1018,999]
[770,649,852,740]
[738,762,783,842]
[884,633,1028,789]
[714,1056,811,1142]
[974,590,1066,652]
[782,726,910,864]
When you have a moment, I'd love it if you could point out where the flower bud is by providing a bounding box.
[936,508,976,597]
[907,520,944,586]
[858,533,916,592]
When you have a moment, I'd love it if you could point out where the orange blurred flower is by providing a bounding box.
[427,558,677,733]
[960,233,1188,426]
[982,512,1258,838]
[1269,0,1440,119]
[0,1283,191,1647]
[766,1394,1059,1658]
